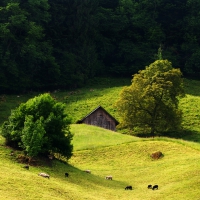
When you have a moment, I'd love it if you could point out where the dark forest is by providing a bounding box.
[0,0,199,93]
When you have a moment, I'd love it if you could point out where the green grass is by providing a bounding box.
[0,77,200,199]
[69,139,200,200]
[0,77,130,125]
[0,77,199,137]
[1,131,200,200]
[70,124,140,151]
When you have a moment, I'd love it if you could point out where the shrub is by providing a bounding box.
[1,93,73,160]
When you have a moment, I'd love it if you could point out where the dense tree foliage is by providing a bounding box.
[0,0,199,93]
[0,93,73,159]
[115,60,185,136]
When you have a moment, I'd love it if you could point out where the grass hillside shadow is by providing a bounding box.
[87,77,131,89]
[179,130,200,142]
[50,161,129,191]
[184,78,200,96]
[160,129,200,143]
[135,129,200,143]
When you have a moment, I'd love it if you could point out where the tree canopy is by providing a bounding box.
[0,0,200,93]
[115,60,185,136]
[0,93,73,160]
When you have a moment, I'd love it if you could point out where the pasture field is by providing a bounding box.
[0,77,200,199]
[0,77,130,125]
[0,125,200,200]
[0,77,199,138]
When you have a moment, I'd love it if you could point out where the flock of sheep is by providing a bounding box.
[23,166,158,191]
[124,185,158,190]
[82,169,159,191]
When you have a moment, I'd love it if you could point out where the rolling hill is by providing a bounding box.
[0,124,200,200]
[0,77,200,199]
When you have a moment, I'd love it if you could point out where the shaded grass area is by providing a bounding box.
[184,78,200,96]
[0,77,130,125]
[179,93,200,142]
[0,77,199,142]
[1,77,200,141]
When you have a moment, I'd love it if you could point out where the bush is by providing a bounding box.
[1,93,73,160]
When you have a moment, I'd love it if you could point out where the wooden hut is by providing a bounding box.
[77,106,119,131]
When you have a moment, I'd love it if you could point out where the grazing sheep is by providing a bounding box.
[65,172,69,177]
[105,175,112,180]
[23,165,29,170]
[84,170,91,174]
[152,185,158,190]
[125,185,132,190]
[147,185,152,189]
[38,172,50,179]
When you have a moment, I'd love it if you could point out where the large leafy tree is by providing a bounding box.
[115,60,185,136]
[1,93,73,160]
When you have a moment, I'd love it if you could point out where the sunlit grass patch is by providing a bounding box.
[70,124,140,151]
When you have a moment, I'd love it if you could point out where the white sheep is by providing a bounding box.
[84,170,91,174]
[105,175,112,180]
[38,172,50,179]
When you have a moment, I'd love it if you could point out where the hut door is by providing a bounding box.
[97,114,103,126]
[106,121,111,130]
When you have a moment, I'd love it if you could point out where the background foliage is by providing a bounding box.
[0,0,200,93]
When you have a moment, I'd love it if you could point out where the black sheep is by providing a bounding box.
[23,165,29,170]
[125,186,132,190]
[147,185,152,189]
[152,185,158,190]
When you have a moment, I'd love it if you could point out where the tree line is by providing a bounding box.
[0,0,199,93]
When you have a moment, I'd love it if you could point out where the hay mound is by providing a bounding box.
[151,151,163,160]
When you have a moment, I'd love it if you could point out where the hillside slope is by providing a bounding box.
[0,77,200,199]
[70,124,140,151]
[1,124,200,200]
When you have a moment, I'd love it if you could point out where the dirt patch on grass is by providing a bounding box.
[16,154,53,167]
[151,151,163,160]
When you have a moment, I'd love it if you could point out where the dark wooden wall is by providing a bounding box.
[82,108,117,131]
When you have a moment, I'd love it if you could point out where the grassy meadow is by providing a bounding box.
[0,77,200,199]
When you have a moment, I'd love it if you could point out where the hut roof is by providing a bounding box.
[76,105,119,125]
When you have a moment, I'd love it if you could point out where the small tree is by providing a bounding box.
[21,115,46,161]
[1,93,73,160]
[115,60,185,137]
